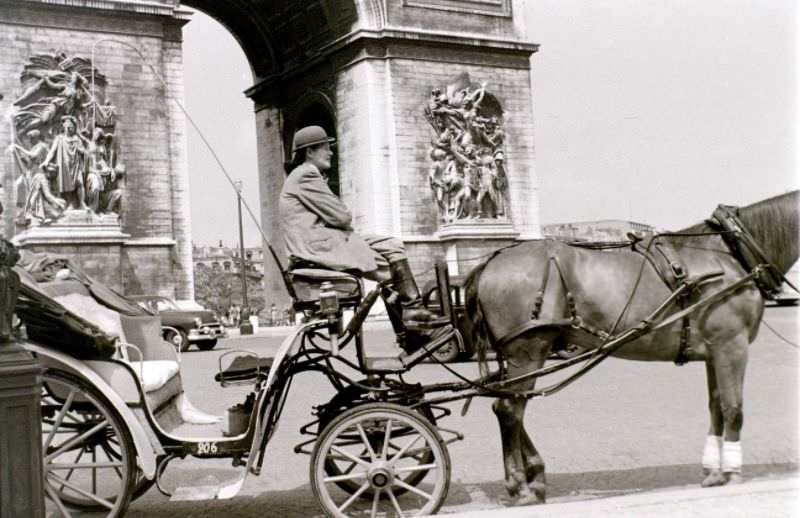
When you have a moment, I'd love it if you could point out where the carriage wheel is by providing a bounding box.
[311,403,450,517]
[322,404,436,499]
[40,369,137,517]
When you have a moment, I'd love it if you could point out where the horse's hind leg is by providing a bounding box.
[520,417,546,502]
[492,331,553,506]
[493,398,528,500]
[493,398,546,506]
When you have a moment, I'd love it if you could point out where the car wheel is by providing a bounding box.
[164,329,189,352]
[429,337,460,363]
[556,343,584,359]
[195,339,217,351]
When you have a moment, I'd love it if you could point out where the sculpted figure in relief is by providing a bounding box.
[10,51,125,226]
[8,129,49,212]
[424,73,509,223]
[25,165,67,226]
[42,115,89,211]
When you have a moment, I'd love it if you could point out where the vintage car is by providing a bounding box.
[127,295,227,351]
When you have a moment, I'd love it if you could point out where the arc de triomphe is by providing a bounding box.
[0,0,540,304]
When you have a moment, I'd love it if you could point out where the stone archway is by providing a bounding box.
[0,0,539,306]
[182,0,542,305]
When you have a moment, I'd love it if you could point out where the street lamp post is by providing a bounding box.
[234,181,252,335]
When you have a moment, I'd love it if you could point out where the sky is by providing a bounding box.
[183,1,798,247]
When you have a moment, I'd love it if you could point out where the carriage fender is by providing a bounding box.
[21,342,158,479]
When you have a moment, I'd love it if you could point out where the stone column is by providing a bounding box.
[0,238,44,517]
[255,107,291,307]
[163,33,194,301]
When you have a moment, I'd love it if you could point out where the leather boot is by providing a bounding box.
[389,259,439,326]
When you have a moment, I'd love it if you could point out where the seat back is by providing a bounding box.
[120,314,177,362]
[435,262,456,326]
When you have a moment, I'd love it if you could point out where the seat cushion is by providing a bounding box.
[131,360,180,392]
[289,268,361,303]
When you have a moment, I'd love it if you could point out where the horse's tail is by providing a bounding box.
[464,260,493,375]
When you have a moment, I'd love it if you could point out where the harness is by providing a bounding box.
[708,205,785,298]
[493,203,786,366]
[629,233,694,364]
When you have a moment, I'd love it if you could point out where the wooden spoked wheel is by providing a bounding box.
[322,404,437,499]
[40,369,136,517]
[311,402,451,517]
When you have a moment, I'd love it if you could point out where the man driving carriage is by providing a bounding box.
[279,125,452,351]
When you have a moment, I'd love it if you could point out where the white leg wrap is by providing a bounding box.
[702,435,723,470]
[721,441,742,473]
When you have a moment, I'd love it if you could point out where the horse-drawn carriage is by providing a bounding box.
[13,190,798,516]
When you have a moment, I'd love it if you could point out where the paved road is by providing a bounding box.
[122,307,799,517]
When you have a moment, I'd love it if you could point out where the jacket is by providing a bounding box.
[279,163,377,272]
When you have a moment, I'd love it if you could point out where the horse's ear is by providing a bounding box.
[708,204,741,229]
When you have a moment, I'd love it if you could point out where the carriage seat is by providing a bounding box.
[287,257,362,311]
[35,280,182,406]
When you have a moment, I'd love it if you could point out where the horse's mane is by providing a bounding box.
[679,190,799,274]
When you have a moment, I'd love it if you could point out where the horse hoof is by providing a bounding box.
[513,493,545,507]
[530,482,547,503]
[725,472,744,485]
[505,480,520,498]
[701,470,727,487]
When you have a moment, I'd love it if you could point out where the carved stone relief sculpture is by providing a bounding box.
[424,72,508,223]
[7,51,125,227]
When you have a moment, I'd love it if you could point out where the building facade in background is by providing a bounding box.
[192,243,264,275]
[542,220,655,242]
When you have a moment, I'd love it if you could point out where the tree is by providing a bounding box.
[194,263,265,317]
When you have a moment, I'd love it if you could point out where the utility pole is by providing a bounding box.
[234,180,252,334]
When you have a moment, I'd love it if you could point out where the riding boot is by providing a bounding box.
[389,259,439,326]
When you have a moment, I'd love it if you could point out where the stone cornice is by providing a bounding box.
[247,26,538,108]
[9,0,189,18]
[0,0,189,40]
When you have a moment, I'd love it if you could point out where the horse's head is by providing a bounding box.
[730,190,799,275]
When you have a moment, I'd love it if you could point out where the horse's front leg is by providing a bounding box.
[703,334,748,486]
[701,361,726,487]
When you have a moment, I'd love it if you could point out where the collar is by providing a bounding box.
[305,162,328,180]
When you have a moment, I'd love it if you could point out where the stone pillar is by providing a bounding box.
[255,107,291,306]
[163,34,194,301]
[0,238,44,518]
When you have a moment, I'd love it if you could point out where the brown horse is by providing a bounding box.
[464,190,799,506]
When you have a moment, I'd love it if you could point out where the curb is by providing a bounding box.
[430,475,799,517]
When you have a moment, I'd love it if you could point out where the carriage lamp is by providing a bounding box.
[319,282,342,355]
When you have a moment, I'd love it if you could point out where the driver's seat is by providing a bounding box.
[285,257,363,313]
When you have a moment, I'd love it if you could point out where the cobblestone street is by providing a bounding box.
[112,307,798,517]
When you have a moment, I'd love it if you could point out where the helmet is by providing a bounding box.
[291,125,336,153]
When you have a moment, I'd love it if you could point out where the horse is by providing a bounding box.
[463,190,799,506]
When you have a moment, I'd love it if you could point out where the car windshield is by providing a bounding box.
[154,297,180,311]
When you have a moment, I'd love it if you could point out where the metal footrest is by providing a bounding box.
[363,327,457,372]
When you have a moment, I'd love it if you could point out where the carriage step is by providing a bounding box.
[168,473,247,501]
[170,484,222,501]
